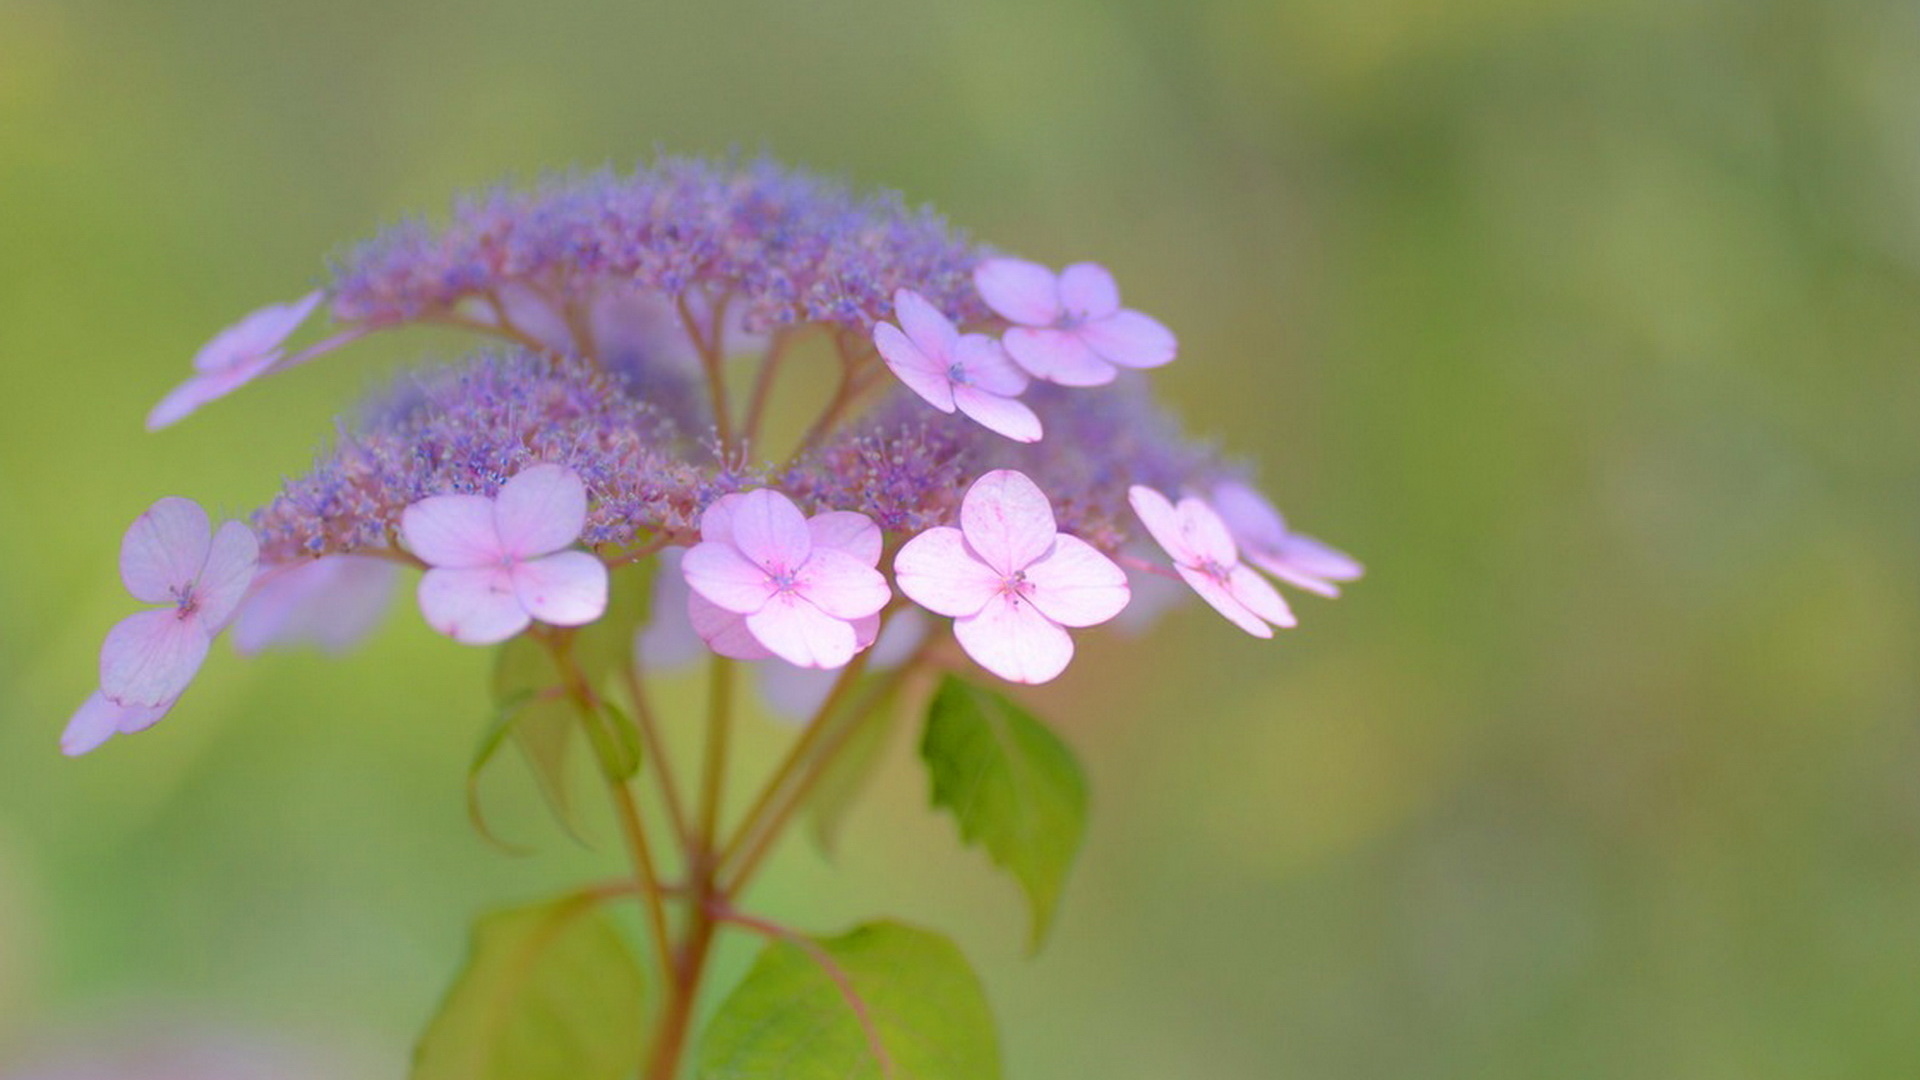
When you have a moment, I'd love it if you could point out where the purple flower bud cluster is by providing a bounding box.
[252,352,718,561]
[328,156,991,335]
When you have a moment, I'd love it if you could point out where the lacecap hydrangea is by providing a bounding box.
[63,155,1363,1078]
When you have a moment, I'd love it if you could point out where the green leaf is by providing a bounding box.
[696,920,1001,1080]
[412,894,649,1080]
[920,675,1088,951]
[478,638,586,837]
[805,680,902,858]
[570,562,653,687]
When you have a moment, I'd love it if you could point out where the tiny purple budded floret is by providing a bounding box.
[895,469,1130,684]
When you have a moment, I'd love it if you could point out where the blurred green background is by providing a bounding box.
[4,0,1919,1076]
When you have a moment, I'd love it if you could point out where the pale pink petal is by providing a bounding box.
[401,494,503,568]
[232,556,399,655]
[952,386,1043,443]
[120,497,212,603]
[700,493,748,544]
[807,511,882,565]
[960,470,1057,576]
[1022,534,1131,628]
[1274,533,1363,582]
[1174,496,1242,566]
[728,489,813,572]
[682,541,777,614]
[100,609,210,707]
[746,594,860,669]
[954,594,1075,684]
[1058,263,1121,319]
[1226,564,1296,628]
[63,691,173,757]
[688,590,775,660]
[193,521,261,630]
[1080,310,1177,369]
[892,288,960,356]
[146,354,280,430]
[1207,480,1288,548]
[952,335,1029,397]
[493,464,588,558]
[794,547,891,620]
[1003,327,1115,387]
[512,550,609,627]
[417,565,530,645]
[974,258,1062,326]
[1174,565,1275,639]
[874,321,957,413]
[192,292,322,374]
[893,526,1000,617]
[1128,486,1193,563]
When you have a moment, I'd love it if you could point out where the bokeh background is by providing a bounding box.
[4,0,1919,1076]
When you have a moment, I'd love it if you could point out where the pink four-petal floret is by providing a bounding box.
[1127,485,1295,638]
[401,463,609,645]
[680,490,892,670]
[64,497,260,755]
[872,288,1042,443]
[895,469,1130,684]
[147,292,325,430]
[1208,480,1364,598]
[974,258,1176,387]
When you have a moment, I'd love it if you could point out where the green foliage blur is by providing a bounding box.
[2,0,1917,1076]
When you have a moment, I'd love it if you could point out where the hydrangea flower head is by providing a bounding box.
[1127,485,1295,638]
[401,463,609,645]
[681,490,891,669]
[974,258,1177,387]
[895,470,1129,683]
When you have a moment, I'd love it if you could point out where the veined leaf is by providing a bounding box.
[920,675,1088,951]
[696,920,1001,1080]
[412,894,648,1080]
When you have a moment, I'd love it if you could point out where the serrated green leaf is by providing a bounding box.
[920,675,1088,951]
[805,681,902,858]
[412,894,648,1080]
[696,920,1001,1080]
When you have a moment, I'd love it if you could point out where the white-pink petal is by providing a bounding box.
[1226,563,1296,628]
[807,511,882,565]
[893,526,1001,617]
[688,591,776,661]
[1174,565,1275,639]
[892,289,960,355]
[511,551,609,627]
[402,494,504,568]
[746,594,860,669]
[99,609,210,707]
[146,358,280,431]
[727,489,813,572]
[874,321,958,413]
[952,335,1029,397]
[1021,534,1131,628]
[974,257,1062,326]
[493,464,589,558]
[194,521,261,630]
[63,691,173,757]
[700,493,746,544]
[1058,262,1121,319]
[417,565,531,645]
[119,497,212,603]
[792,547,890,620]
[1080,310,1177,370]
[960,470,1057,575]
[682,542,780,614]
[952,386,1043,443]
[1003,327,1116,387]
[954,594,1076,685]
[191,291,322,373]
